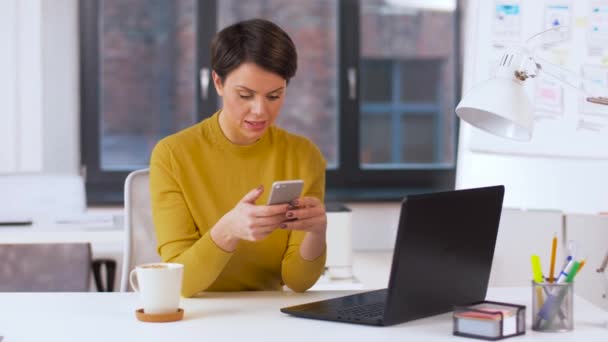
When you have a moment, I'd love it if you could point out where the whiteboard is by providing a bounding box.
[456,0,608,214]
[466,0,608,159]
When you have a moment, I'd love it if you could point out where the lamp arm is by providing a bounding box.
[533,58,608,105]
[533,56,589,94]
[525,26,570,49]
[521,25,608,105]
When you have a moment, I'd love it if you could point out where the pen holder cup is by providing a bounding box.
[531,280,574,332]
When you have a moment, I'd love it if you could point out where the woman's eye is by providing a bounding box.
[268,95,281,101]
[239,94,253,99]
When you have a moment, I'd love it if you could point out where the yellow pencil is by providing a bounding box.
[549,234,557,283]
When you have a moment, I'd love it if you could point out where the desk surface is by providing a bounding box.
[1,288,606,342]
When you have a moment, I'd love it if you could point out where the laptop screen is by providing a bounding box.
[384,185,505,324]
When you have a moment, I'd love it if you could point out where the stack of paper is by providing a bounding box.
[454,303,519,339]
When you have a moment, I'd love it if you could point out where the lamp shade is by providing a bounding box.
[456,76,534,141]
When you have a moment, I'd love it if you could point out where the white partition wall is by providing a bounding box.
[564,213,608,311]
[488,208,563,287]
[0,0,79,174]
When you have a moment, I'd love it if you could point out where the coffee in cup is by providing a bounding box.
[129,262,183,314]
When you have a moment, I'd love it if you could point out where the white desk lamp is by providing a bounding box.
[456,26,608,141]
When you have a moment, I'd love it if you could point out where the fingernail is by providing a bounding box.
[286,212,293,218]
[289,200,298,206]
[280,223,287,229]
[257,185,263,191]
[287,205,297,210]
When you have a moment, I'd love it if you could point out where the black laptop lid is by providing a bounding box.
[383,185,504,325]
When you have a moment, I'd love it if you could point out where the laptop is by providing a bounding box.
[281,185,505,326]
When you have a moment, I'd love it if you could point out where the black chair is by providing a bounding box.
[92,258,116,292]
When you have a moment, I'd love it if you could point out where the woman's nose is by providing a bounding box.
[251,99,267,116]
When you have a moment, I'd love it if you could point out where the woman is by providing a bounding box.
[150,19,327,297]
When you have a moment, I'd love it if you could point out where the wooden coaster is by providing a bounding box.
[135,308,184,323]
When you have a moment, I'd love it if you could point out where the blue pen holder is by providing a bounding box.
[531,280,574,332]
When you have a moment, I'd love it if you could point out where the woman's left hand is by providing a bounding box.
[279,196,327,235]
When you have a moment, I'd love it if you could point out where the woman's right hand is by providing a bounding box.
[210,185,289,252]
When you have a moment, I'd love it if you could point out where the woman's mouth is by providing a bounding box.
[244,120,267,131]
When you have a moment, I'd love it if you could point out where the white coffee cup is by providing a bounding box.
[129,262,184,314]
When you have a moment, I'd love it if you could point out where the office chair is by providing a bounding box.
[120,168,160,292]
[0,243,92,291]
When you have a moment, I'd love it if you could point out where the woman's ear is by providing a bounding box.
[212,70,224,96]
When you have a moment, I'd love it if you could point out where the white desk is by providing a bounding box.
[0,221,123,260]
[0,207,123,246]
[0,288,606,342]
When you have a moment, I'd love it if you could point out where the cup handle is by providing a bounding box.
[129,269,139,292]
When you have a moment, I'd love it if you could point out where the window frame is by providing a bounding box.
[80,0,461,205]
[328,0,460,200]
[79,0,217,204]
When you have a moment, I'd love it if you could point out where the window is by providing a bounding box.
[81,0,460,204]
[361,59,447,165]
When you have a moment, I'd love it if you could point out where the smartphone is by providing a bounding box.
[266,180,304,205]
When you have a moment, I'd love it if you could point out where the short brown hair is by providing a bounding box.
[211,19,297,83]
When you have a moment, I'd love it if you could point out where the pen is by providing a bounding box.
[575,258,586,276]
[555,258,575,284]
[565,240,576,259]
[556,240,575,273]
[587,96,608,105]
[549,234,557,283]
[598,249,608,273]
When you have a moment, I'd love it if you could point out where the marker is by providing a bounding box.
[531,255,545,311]
[566,261,581,283]
[531,255,544,283]
[549,234,557,283]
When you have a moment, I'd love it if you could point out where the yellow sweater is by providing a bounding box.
[149,111,327,297]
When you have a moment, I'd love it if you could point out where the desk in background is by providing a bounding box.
[0,217,387,292]
[0,211,124,291]
[0,208,367,292]
[0,288,606,341]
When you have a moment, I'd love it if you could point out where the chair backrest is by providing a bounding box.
[0,243,91,291]
[120,168,160,292]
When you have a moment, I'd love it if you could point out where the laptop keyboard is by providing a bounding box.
[337,302,385,318]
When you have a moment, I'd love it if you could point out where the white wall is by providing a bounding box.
[0,0,79,174]
[0,0,18,171]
